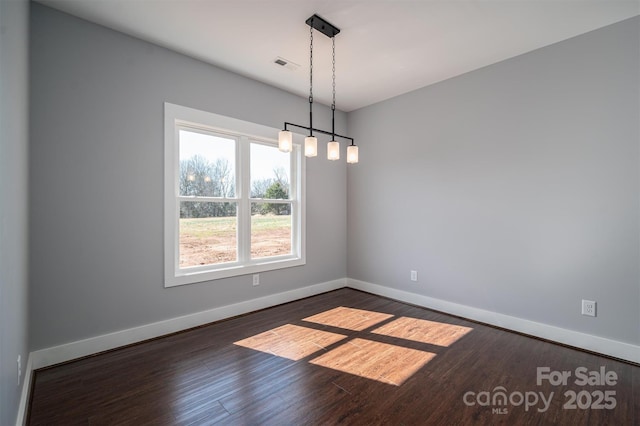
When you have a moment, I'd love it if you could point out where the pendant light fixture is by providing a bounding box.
[278,14,358,164]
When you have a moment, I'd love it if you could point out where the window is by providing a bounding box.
[164,103,305,286]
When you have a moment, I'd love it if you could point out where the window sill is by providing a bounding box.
[165,257,306,287]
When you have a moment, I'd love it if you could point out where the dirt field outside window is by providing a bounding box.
[179,215,291,267]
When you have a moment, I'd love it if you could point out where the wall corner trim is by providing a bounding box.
[14,354,33,426]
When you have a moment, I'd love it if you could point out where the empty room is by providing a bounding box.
[1,0,639,424]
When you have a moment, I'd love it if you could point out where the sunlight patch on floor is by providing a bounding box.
[309,338,436,386]
[371,317,473,347]
[303,306,394,331]
[234,307,474,386]
[234,324,347,361]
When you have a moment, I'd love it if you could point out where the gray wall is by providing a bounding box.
[29,4,347,350]
[348,17,640,345]
[0,0,30,423]
[27,3,639,361]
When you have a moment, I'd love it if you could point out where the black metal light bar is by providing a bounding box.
[283,122,355,145]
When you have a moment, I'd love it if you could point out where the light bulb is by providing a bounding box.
[347,145,359,164]
[327,141,340,161]
[305,136,317,157]
[278,130,293,152]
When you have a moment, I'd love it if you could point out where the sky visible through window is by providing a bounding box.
[251,142,290,188]
[179,130,289,182]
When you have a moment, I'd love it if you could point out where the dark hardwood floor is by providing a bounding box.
[28,288,639,425]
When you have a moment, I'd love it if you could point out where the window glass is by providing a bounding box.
[251,203,292,259]
[179,130,236,197]
[250,142,290,198]
[179,201,237,267]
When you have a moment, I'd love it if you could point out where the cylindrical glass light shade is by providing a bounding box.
[347,145,359,164]
[327,141,340,161]
[278,130,293,152]
[305,136,318,157]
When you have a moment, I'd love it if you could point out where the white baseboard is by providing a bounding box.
[18,276,638,425]
[347,278,640,364]
[17,278,344,425]
[29,278,345,371]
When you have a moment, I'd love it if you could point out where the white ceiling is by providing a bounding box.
[37,0,639,112]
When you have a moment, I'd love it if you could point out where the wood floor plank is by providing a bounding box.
[28,288,638,425]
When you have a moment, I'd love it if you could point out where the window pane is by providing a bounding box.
[250,142,290,199]
[180,201,237,267]
[251,203,291,259]
[179,129,236,197]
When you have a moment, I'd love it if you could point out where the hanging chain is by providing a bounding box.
[332,36,336,110]
[309,25,313,103]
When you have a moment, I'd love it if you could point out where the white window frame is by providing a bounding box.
[164,103,306,287]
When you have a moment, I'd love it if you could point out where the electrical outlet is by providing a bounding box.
[582,300,596,317]
[17,355,21,386]
[410,270,418,282]
[252,274,260,286]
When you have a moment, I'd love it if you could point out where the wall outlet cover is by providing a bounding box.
[581,300,596,317]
